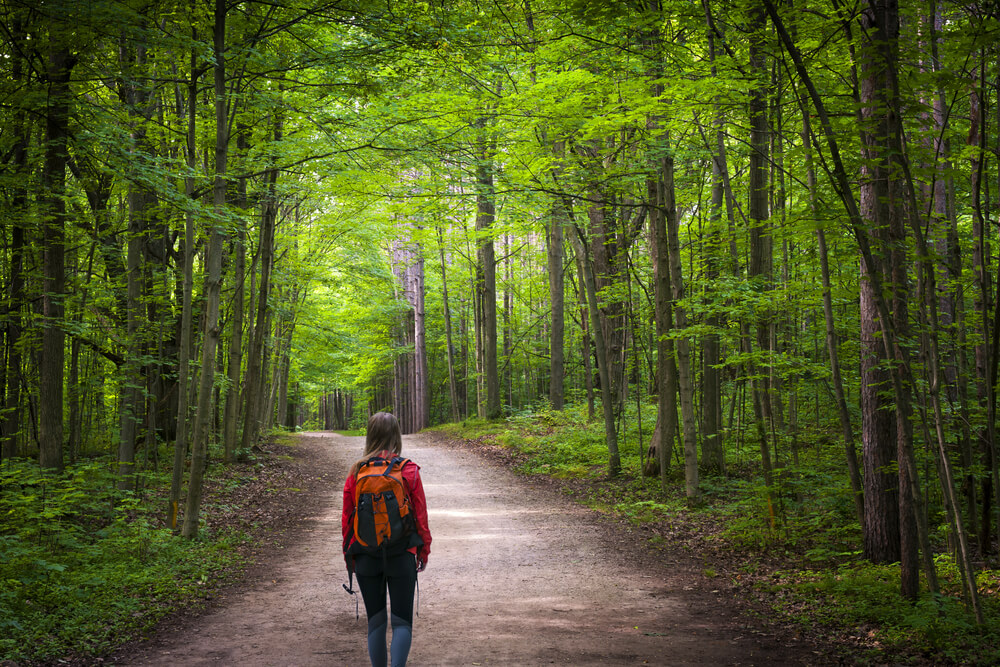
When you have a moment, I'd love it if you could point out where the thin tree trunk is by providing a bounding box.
[169,39,199,529]
[119,188,148,489]
[748,1,774,492]
[437,226,460,422]
[503,233,512,409]
[182,0,227,539]
[571,224,620,476]
[241,150,279,451]
[970,64,995,554]
[800,79,865,524]
[2,20,27,461]
[662,147,698,499]
[222,129,247,462]
[548,201,566,410]
[649,168,678,489]
[413,243,429,430]
[574,255,596,421]
[701,0,726,474]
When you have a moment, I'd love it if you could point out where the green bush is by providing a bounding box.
[0,457,251,664]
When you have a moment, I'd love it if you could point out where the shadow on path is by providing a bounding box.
[114,432,813,666]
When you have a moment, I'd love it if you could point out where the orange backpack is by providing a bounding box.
[346,456,422,557]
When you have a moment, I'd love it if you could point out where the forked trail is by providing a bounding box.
[117,432,813,665]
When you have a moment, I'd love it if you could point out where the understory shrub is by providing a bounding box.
[0,455,251,664]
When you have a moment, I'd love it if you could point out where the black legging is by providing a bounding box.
[354,552,417,667]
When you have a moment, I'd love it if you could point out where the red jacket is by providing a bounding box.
[342,452,431,567]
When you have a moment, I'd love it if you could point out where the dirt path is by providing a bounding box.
[115,432,818,665]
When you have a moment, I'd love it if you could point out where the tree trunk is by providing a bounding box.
[858,0,902,567]
[574,254,596,421]
[118,186,148,489]
[700,0,727,474]
[702,124,725,473]
[241,151,279,451]
[571,224,620,476]
[649,169,678,488]
[748,1,774,491]
[392,233,428,433]
[547,200,566,410]
[39,44,74,472]
[169,41,199,529]
[413,245,429,430]
[856,1,921,600]
[970,67,996,554]
[476,131,501,419]
[662,146,698,499]
[437,226,460,422]
[2,19,28,461]
[183,0,228,539]
[222,185,246,460]
[503,233,512,409]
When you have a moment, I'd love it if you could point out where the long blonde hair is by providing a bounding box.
[349,411,403,476]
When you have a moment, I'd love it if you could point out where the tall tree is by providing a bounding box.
[38,34,75,471]
[168,27,201,528]
[475,119,502,420]
[183,0,228,539]
[747,0,775,493]
[547,199,566,411]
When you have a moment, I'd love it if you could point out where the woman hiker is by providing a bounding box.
[342,412,432,667]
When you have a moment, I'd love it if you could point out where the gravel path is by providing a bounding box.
[116,432,813,666]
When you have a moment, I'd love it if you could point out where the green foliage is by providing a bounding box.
[761,561,1000,665]
[443,404,619,478]
[0,458,251,664]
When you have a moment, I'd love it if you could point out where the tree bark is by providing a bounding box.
[857,0,903,568]
[2,16,28,461]
[222,137,247,462]
[661,146,698,499]
[392,233,428,433]
[39,44,74,472]
[183,0,228,539]
[547,201,566,410]
[748,1,774,491]
[169,39,199,528]
[649,169,678,488]
[571,224,621,476]
[970,66,996,554]
[241,146,279,451]
[574,253,596,421]
[437,225,460,421]
[476,130,501,419]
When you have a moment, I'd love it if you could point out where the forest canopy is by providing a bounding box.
[2,0,1000,651]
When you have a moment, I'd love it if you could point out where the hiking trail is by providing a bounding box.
[114,432,819,666]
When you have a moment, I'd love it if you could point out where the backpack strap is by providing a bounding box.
[388,456,411,491]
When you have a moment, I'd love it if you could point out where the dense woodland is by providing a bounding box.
[2,0,1000,650]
